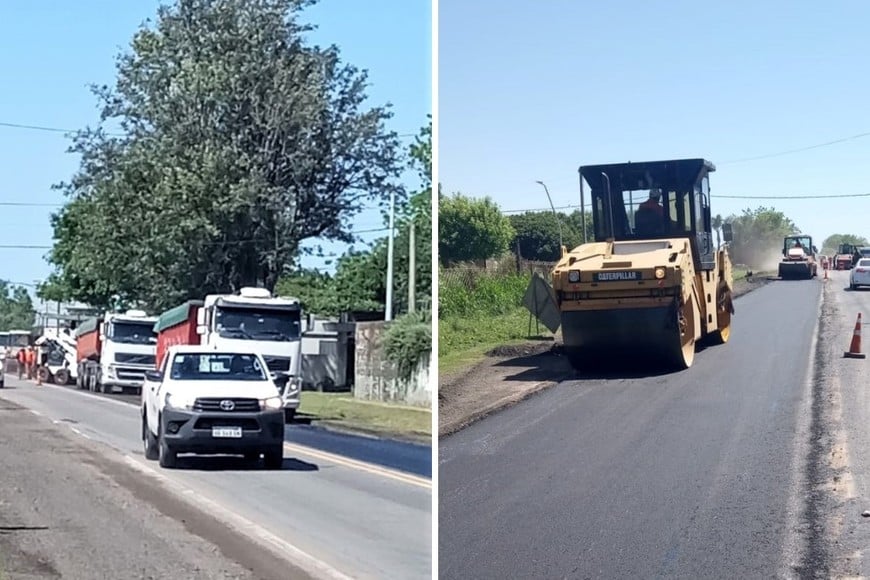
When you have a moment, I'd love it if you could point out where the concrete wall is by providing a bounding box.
[353,321,432,408]
[301,319,354,391]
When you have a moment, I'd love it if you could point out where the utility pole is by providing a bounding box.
[408,219,416,313]
[385,188,396,321]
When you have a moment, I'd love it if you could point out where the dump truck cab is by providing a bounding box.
[552,158,734,370]
[778,235,817,279]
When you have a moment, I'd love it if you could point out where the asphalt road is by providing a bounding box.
[0,397,277,580]
[439,279,823,579]
[50,386,432,478]
[0,378,432,580]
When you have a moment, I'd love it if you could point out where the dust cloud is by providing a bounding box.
[732,244,784,273]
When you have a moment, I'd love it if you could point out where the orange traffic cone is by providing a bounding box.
[844,313,866,359]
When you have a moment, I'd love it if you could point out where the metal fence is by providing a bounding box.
[440,255,556,290]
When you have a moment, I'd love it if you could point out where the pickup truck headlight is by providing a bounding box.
[164,392,193,410]
[568,270,581,283]
[654,267,666,280]
[260,396,283,410]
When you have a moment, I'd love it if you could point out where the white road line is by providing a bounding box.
[283,443,432,490]
[122,455,352,580]
[29,380,432,489]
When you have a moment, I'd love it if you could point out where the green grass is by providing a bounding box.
[298,392,431,442]
[439,308,552,374]
[439,271,554,375]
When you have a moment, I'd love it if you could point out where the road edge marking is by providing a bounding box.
[780,279,825,573]
[121,455,353,580]
[282,442,431,490]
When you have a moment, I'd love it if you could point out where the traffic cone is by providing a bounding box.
[844,313,866,359]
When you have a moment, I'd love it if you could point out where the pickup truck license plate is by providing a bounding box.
[212,427,243,438]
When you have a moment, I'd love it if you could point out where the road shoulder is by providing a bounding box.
[438,271,775,438]
[0,395,313,580]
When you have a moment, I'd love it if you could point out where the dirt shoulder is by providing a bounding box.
[0,397,310,580]
[438,272,775,438]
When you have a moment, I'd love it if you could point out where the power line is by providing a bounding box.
[0,227,390,251]
[499,191,870,215]
[712,192,870,199]
[0,120,418,140]
[720,130,870,164]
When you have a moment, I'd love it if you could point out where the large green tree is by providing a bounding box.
[438,193,514,265]
[276,118,432,316]
[508,209,594,261]
[0,283,35,331]
[43,0,403,312]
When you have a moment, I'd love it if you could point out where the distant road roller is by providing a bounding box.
[551,158,734,370]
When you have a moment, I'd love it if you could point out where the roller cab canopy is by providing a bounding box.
[579,158,718,270]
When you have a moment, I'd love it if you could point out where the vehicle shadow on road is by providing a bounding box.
[172,455,319,472]
[492,344,681,381]
[491,347,573,383]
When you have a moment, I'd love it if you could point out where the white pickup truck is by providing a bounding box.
[140,345,286,469]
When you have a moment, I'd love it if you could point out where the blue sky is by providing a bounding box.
[439,0,870,252]
[0,0,430,313]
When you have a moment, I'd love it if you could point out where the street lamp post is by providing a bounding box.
[535,180,563,251]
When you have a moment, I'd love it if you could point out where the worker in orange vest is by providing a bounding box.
[25,346,35,380]
[16,348,26,379]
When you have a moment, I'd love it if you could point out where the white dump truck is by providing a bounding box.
[76,309,158,395]
[154,287,303,422]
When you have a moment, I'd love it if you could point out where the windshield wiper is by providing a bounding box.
[221,327,253,339]
[254,329,294,340]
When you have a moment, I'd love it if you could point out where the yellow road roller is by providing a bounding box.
[552,158,734,370]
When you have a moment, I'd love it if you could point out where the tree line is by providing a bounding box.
[36,0,431,322]
[438,192,866,271]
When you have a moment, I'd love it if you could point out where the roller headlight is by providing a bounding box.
[654,267,666,280]
[568,270,581,283]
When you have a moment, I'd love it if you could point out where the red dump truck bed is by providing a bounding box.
[154,300,204,370]
[74,318,102,362]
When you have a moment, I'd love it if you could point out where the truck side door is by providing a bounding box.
[145,354,169,434]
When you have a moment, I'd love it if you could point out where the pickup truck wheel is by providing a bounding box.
[142,414,158,460]
[157,422,177,468]
[263,446,283,470]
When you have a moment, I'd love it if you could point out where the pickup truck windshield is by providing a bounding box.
[215,306,301,342]
[169,353,267,381]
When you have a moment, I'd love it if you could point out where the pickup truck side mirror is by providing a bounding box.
[145,370,163,382]
[270,372,290,390]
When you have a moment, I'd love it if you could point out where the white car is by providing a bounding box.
[141,345,285,469]
[850,258,870,290]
